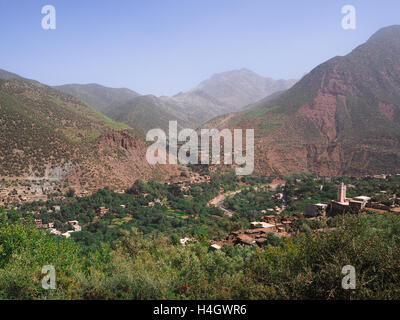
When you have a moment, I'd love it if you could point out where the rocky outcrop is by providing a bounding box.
[64,130,179,192]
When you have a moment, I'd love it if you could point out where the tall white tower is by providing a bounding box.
[337,182,347,203]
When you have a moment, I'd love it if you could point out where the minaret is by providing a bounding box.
[337,182,347,203]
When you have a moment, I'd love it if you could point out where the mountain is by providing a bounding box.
[54,84,193,133]
[162,69,296,124]
[209,25,400,176]
[189,68,296,111]
[106,95,196,133]
[54,83,140,113]
[56,70,296,134]
[160,90,229,126]
[0,76,177,190]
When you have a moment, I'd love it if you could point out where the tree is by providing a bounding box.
[65,188,75,198]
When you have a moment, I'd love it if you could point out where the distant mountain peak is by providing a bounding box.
[368,25,400,42]
[206,68,262,80]
[191,68,297,114]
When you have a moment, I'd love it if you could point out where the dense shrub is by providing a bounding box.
[1,213,400,299]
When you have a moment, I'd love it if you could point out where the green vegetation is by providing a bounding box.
[1,213,400,299]
[10,171,246,250]
[0,79,130,177]
[1,172,400,299]
[231,106,285,137]
[231,106,273,125]
[225,173,400,217]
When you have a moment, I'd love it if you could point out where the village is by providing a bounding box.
[2,171,400,245]
[209,177,400,250]
[0,179,64,207]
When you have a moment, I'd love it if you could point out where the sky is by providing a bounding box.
[0,0,399,96]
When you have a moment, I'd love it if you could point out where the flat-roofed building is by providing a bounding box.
[250,221,275,230]
[306,203,328,217]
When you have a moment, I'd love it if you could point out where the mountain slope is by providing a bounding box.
[163,69,296,124]
[107,95,195,133]
[0,77,177,189]
[54,84,194,133]
[0,69,23,80]
[193,68,296,111]
[211,25,400,176]
[54,83,140,113]
[56,70,296,134]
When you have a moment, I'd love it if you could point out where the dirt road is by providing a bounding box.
[207,183,284,218]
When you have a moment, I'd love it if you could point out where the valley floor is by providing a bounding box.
[1,171,400,299]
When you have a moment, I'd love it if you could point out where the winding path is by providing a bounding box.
[208,190,241,217]
[207,183,283,218]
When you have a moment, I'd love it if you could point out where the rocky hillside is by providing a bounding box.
[0,69,22,80]
[209,25,400,176]
[0,76,177,190]
[106,94,196,133]
[54,83,140,113]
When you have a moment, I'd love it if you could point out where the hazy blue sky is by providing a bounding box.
[0,0,399,96]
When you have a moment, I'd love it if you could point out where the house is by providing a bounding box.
[209,244,222,251]
[34,219,45,228]
[273,193,284,200]
[250,221,275,230]
[61,231,71,238]
[68,220,82,232]
[48,228,61,236]
[179,237,195,246]
[236,234,256,245]
[220,215,297,247]
[373,174,388,180]
[262,215,277,223]
[349,196,371,211]
[306,203,328,218]
[353,196,371,202]
[98,207,109,216]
